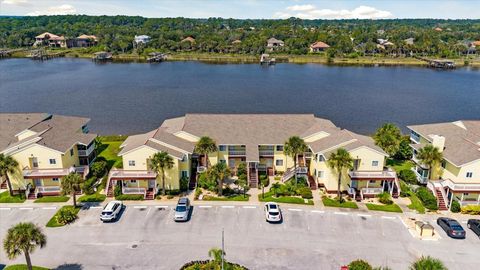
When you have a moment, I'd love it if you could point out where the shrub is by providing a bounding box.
[114,185,122,197]
[415,187,438,210]
[348,259,372,270]
[90,160,107,178]
[167,195,174,199]
[296,176,308,187]
[377,192,393,205]
[78,193,106,202]
[398,169,417,184]
[180,176,189,192]
[115,194,144,200]
[399,181,411,197]
[259,174,269,187]
[297,187,313,199]
[198,173,217,191]
[461,205,480,215]
[450,200,461,213]
[82,176,97,195]
[165,189,181,196]
[56,206,78,225]
[194,188,203,200]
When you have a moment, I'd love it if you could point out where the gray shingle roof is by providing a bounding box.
[0,113,48,150]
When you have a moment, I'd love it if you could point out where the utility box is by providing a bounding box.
[415,221,434,237]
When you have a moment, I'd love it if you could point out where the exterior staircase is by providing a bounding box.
[0,180,7,189]
[145,189,155,200]
[27,188,36,200]
[435,188,448,211]
[249,168,258,188]
[106,182,114,197]
[307,175,317,190]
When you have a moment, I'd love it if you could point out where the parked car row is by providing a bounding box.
[437,217,480,239]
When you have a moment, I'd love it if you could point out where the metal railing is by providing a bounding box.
[35,186,61,197]
[259,150,274,156]
[122,187,146,197]
[411,168,428,184]
[78,145,95,157]
[442,179,480,191]
[109,169,157,179]
[348,170,397,179]
[228,150,246,156]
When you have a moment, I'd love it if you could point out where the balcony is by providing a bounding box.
[441,179,480,191]
[412,167,428,184]
[348,170,397,180]
[259,150,274,156]
[109,169,157,180]
[23,166,89,179]
[35,186,61,197]
[122,187,146,196]
[78,146,95,157]
[228,150,246,156]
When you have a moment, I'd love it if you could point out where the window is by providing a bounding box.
[317,171,324,178]
[275,159,283,166]
[441,160,446,169]
[52,178,59,182]
[463,193,469,197]
[181,170,189,178]
[70,149,74,156]
[318,155,325,162]
[130,180,137,183]
[49,159,56,165]
[466,172,473,178]
[276,145,284,152]
[128,160,135,166]
[369,180,376,184]
[372,161,379,167]
[219,145,226,151]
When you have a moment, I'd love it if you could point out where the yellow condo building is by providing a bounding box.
[0,113,97,199]
[109,114,397,200]
[408,120,480,210]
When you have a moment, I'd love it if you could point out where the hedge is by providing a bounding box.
[78,193,106,202]
[415,187,438,210]
[461,205,480,215]
[451,200,461,213]
[115,194,144,201]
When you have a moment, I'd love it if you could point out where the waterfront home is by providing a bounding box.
[33,32,67,48]
[232,39,242,45]
[266,38,284,51]
[376,39,395,50]
[108,114,396,200]
[134,35,151,44]
[181,36,196,43]
[408,120,480,210]
[75,34,98,47]
[404,38,414,46]
[309,41,330,52]
[0,113,96,199]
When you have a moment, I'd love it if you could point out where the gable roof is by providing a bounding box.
[408,120,480,166]
[0,113,49,150]
[310,41,330,49]
[35,32,60,39]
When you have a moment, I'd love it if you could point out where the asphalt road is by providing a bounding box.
[0,204,478,270]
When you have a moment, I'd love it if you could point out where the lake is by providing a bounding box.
[0,58,479,135]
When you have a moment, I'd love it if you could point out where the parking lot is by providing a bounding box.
[0,204,478,270]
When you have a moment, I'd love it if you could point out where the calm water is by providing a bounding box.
[1,58,479,135]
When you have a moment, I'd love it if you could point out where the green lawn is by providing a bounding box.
[322,196,358,209]
[407,191,426,214]
[34,195,69,203]
[0,191,26,203]
[97,136,125,169]
[366,203,403,213]
[78,193,106,202]
[4,265,50,270]
[386,159,414,173]
[202,194,250,201]
[258,191,314,205]
[46,205,81,227]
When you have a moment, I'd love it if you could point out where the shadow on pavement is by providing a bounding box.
[54,263,83,270]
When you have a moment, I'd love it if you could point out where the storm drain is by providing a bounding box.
[131,244,138,249]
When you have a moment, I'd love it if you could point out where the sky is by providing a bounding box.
[0,0,479,19]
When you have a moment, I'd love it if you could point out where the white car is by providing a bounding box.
[264,202,282,223]
[100,200,123,222]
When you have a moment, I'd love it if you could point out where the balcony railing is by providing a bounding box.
[361,187,383,195]
[109,169,157,179]
[23,166,89,179]
[122,187,146,196]
[228,150,246,156]
[35,186,61,197]
[259,150,274,156]
[349,170,397,179]
[441,179,480,191]
[412,168,428,184]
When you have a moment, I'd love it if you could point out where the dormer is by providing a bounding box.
[15,129,38,141]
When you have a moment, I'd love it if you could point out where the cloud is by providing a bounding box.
[1,0,29,6]
[27,4,77,16]
[275,5,393,20]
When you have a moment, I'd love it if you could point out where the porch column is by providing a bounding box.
[477,194,480,205]
[389,181,393,196]
[461,193,464,202]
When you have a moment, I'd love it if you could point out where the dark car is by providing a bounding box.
[437,217,466,239]
[467,219,480,238]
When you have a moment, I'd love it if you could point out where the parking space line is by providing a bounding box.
[42,207,56,210]
[133,206,147,209]
[90,206,102,209]
[242,206,256,209]
[19,207,33,210]
[198,205,212,208]
[357,214,371,217]
[461,221,467,224]
[288,208,302,212]
[381,216,396,220]
[0,207,11,210]
[155,205,169,208]
[311,210,324,213]
[334,212,349,215]
[221,206,235,208]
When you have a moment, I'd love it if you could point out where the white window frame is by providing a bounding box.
[181,170,189,178]
[219,145,226,151]
[276,145,284,152]
[49,159,56,165]
[275,159,283,166]
[130,180,137,184]
[317,171,324,178]
[318,155,325,162]
[128,160,135,167]
[372,161,379,167]
[369,180,376,184]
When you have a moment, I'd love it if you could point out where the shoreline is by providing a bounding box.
[6,49,480,67]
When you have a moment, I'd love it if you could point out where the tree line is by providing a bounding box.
[1,15,479,57]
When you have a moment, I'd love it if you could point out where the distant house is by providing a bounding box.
[181,37,196,44]
[134,35,151,44]
[232,39,242,45]
[266,37,284,51]
[434,27,443,32]
[376,39,395,50]
[75,34,98,47]
[33,32,67,48]
[404,38,414,45]
[309,41,330,52]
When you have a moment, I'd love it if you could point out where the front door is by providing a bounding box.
[148,180,156,190]
[34,179,42,187]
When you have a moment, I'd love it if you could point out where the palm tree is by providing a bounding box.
[207,162,230,196]
[327,148,353,202]
[271,182,281,197]
[61,172,83,207]
[373,123,402,156]
[284,136,308,185]
[194,136,218,169]
[410,256,447,270]
[0,154,19,196]
[208,247,225,264]
[149,152,174,195]
[3,222,46,270]
[417,145,443,180]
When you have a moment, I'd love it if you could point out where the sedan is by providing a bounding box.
[467,219,480,238]
[264,202,282,223]
[174,197,191,222]
[437,217,466,239]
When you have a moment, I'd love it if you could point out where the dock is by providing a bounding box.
[260,53,275,65]
[415,56,456,69]
[92,51,113,61]
[147,52,167,63]
[28,49,67,60]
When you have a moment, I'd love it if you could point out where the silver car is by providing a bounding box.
[100,200,123,222]
[174,197,191,222]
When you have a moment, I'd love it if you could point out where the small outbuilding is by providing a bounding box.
[309,41,330,52]
[415,221,435,237]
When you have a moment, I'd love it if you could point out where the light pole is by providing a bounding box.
[221,228,225,270]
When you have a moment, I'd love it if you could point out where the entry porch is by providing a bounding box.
[348,170,399,201]
[106,169,157,200]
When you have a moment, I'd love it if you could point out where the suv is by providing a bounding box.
[437,217,466,239]
[100,200,123,222]
[467,219,480,238]
[264,202,282,223]
[174,197,191,222]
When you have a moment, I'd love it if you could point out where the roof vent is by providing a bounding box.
[452,120,466,130]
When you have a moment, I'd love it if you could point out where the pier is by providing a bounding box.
[415,56,456,69]
[28,49,67,60]
[92,51,113,61]
[260,53,275,65]
[147,52,167,63]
